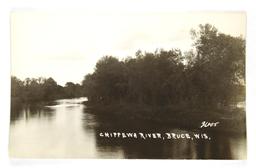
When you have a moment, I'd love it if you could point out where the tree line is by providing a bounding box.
[11,24,245,109]
[82,24,245,108]
[11,76,83,104]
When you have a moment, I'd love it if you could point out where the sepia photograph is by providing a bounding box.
[9,11,246,159]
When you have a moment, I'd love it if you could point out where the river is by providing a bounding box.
[9,97,246,159]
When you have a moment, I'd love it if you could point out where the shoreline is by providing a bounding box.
[84,101,246,135]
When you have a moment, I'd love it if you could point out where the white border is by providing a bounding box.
[1,0,255,168]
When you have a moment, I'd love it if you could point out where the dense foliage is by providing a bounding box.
[82,24,245,108]
[11,76,83,104]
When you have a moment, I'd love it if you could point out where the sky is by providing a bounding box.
[11,11,246,86]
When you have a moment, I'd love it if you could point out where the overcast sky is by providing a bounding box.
[11,11,246,86]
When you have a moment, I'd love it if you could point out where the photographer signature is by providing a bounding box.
[200,121,219,128]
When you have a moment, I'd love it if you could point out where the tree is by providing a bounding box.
[93,56,127,103]
[188,24,245,106]
[64,82,82,98]
[11,76,24,99]
[42,77,58,101]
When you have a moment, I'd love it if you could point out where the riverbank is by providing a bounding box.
[11,97,87,116]
[84,101,246,134]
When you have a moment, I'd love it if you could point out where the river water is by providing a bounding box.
[9,97,246,159]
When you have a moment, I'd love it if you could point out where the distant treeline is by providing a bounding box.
[11,76,83,104]
[82,24,245,108]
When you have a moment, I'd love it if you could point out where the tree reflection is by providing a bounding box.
[82,107,246,159]
[10,103,56,122]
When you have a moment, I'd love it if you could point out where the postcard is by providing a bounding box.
[9,11,246,159]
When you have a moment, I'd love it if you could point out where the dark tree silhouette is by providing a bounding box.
[11,76,83,104]
[82,24,245,110]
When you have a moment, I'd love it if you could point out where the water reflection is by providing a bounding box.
[9,98,246,159]
[82,107,246,159]
[11,104,55,122]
